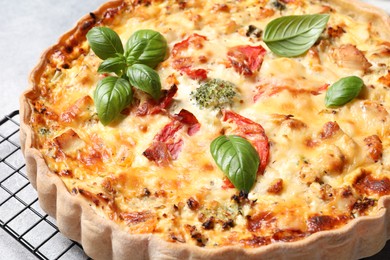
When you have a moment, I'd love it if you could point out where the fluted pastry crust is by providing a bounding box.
[21,0,390,259]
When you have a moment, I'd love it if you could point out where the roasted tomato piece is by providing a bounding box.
[135,84,178,116]
[227,45,266,76]
[144,110,200,164]
[143,120,184,164]
[172,34,208,57]
[222,110,270,174]
[181,68,208,81]
[172,34,209,80]
[174,109,201,136]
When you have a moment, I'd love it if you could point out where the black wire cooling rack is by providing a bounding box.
[0,111,89,260]
[0,110,388,260]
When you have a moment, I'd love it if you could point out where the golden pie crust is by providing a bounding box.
[20,0,390,259]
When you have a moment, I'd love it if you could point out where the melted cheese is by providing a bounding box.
[30,0,390,248]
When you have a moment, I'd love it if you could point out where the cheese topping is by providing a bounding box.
[29,0,390,248]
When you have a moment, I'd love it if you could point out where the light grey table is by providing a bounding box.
[0,0,107,119]
[0,0,389,259]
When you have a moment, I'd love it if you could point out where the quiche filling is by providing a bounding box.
[29,0,390,248]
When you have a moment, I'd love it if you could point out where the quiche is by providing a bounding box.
[20,0,390,259]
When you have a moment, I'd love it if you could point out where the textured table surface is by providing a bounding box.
[0,0,107,119]
[0,0,389,259]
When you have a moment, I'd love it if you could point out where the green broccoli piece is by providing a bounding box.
[191,79,237,109]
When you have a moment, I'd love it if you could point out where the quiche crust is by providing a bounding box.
[20,0,390,259]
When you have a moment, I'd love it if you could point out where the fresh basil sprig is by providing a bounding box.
[97,55,127,75]
[263,14,330,57]
[94,77,133,126]
[125,30,168,68]
[127,64,162,100]
[210,135,260,193]
[325,76,364,108]
[86,27,124,60]
[86,27,168,125]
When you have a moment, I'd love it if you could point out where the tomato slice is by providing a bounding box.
[222,110,270,174]
[181,68,208,81]
[172,34,208,80]
[174,109,201,136]
[222,177,235,190]
[143,109,200,164]
[135,84,178,116]
[143,120,184,164]
[227,45,267,76]
[172,34,208,57]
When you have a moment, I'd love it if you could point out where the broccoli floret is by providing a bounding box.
[191,79,237,109]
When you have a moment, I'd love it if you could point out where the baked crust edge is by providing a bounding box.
[20,0,390,259]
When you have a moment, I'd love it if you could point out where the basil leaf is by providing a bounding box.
[210,135,260,193]
[325,76,363,108]
[86,27,124,60]
[263,14,330,57]
[93,76,133,125]
[125,29,167,68]
[97,55,127,75]
[127,64,162,100]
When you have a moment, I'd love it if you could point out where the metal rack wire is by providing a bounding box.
[0,110,388,259]
[0,111,89,260]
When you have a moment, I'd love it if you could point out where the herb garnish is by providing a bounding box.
[93,76,133,126]
[210,135,260,193]
[87,27,167,125]
[263,14,330,57]
[325,76,364,108]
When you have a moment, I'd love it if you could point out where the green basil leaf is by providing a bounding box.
[325,76,364,108]
[125,29,167,68]
[263,14,330,57]
[86,27,124,60]
[126,64,162,99]
[97,55,127,75]
[93,76,133,125]
[210,135,260,193]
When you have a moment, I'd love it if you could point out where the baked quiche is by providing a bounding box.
[21,0,390,259]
